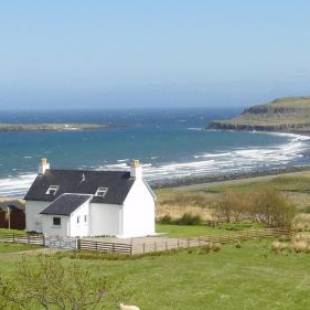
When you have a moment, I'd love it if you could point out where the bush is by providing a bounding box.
[0,256,108,309]
[175,213,202,225]
[252,188,296,228]
[216,191,249,223]
[212,243,222,252]
[158,215,173,224]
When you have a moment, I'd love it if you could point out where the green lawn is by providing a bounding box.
[156,223,263,237]
[0,228,26,237]
[0,240,309,309]
[0,242,40,254]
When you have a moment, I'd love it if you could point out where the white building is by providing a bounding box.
[24,158,156,238]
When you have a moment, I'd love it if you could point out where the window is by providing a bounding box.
[53,217,61,226]
[77,216,80,224]
[46,185,59,196]
[84,215,87,223]
[95,187,108,197]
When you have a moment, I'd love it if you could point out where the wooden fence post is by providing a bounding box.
[112,243,116,253]
[143,243,146,254]
[42,234,45,247]
[76,237,81,250]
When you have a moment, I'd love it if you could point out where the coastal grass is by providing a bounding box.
[0,239,309,309]
[155,170,310,214]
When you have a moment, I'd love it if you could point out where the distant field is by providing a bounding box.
[155,170,310,216]
[0,239,309,309]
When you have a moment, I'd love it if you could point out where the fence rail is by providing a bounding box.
[0,233,44,245]
[0,227,292,255]
[132,228,292,254]
[79,239,132,255]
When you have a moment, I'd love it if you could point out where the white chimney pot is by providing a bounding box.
[39,158,50,174]
[131,159,143,179]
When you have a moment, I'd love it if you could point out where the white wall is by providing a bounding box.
[69,200,90,237]
[25,201,50,233]
[41,215,70,237]
[89,203,121,236]
[121,180,155,237]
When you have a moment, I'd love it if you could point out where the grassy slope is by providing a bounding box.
[156,170,310,213]
[0,240,309,309]
[209,96,310,130]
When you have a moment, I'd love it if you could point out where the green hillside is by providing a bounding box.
[209,96,310,132]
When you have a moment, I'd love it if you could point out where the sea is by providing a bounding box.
[1,108,310,198]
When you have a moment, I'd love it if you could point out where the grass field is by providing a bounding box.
[156,223,263,237]
[0,242,39,254]
[156,170,310,218]
[0,239,309,309]
[0,228,26,237]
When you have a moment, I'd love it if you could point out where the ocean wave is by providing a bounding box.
[0,131,309,198]
[0,173,36,198]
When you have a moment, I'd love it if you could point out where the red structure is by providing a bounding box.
[0,206,25,230]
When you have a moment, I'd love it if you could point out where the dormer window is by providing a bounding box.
[95,187,108,197]
[46,185,59,196]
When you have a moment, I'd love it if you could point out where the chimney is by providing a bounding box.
[39,158,50,174]
[130,159,142,179]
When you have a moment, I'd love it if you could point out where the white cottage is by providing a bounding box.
[24,158,155,238]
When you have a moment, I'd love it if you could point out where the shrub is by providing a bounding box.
[158,215,173,224]
[0,256,108,309]
[271,241,287,253]
[235,241,242,249]
[290,241,308,253]
[252,188,296,228]
[175,213,202,225]
[198,245,212,254]
[212,243,222,252]
[216,191,249,223]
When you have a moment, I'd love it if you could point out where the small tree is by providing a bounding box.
[253,187,296,228]
[217,191,249,223]
[0,256,108,309]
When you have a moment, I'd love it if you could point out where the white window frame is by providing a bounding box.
[95,187,108,197]
[46,185,59,196]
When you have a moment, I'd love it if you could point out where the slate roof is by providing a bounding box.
[24,169,135,205]
[40,193,92,216]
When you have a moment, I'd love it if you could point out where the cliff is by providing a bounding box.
[208,96,310,133]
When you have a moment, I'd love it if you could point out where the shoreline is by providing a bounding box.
[1,165,310,201]
[152,165,310,189]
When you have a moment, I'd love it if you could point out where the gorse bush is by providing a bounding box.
[175,213,202,225]
[158,215,173,224]
[157,213,203,225]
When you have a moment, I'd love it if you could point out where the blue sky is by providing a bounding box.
[0,0,310,109]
